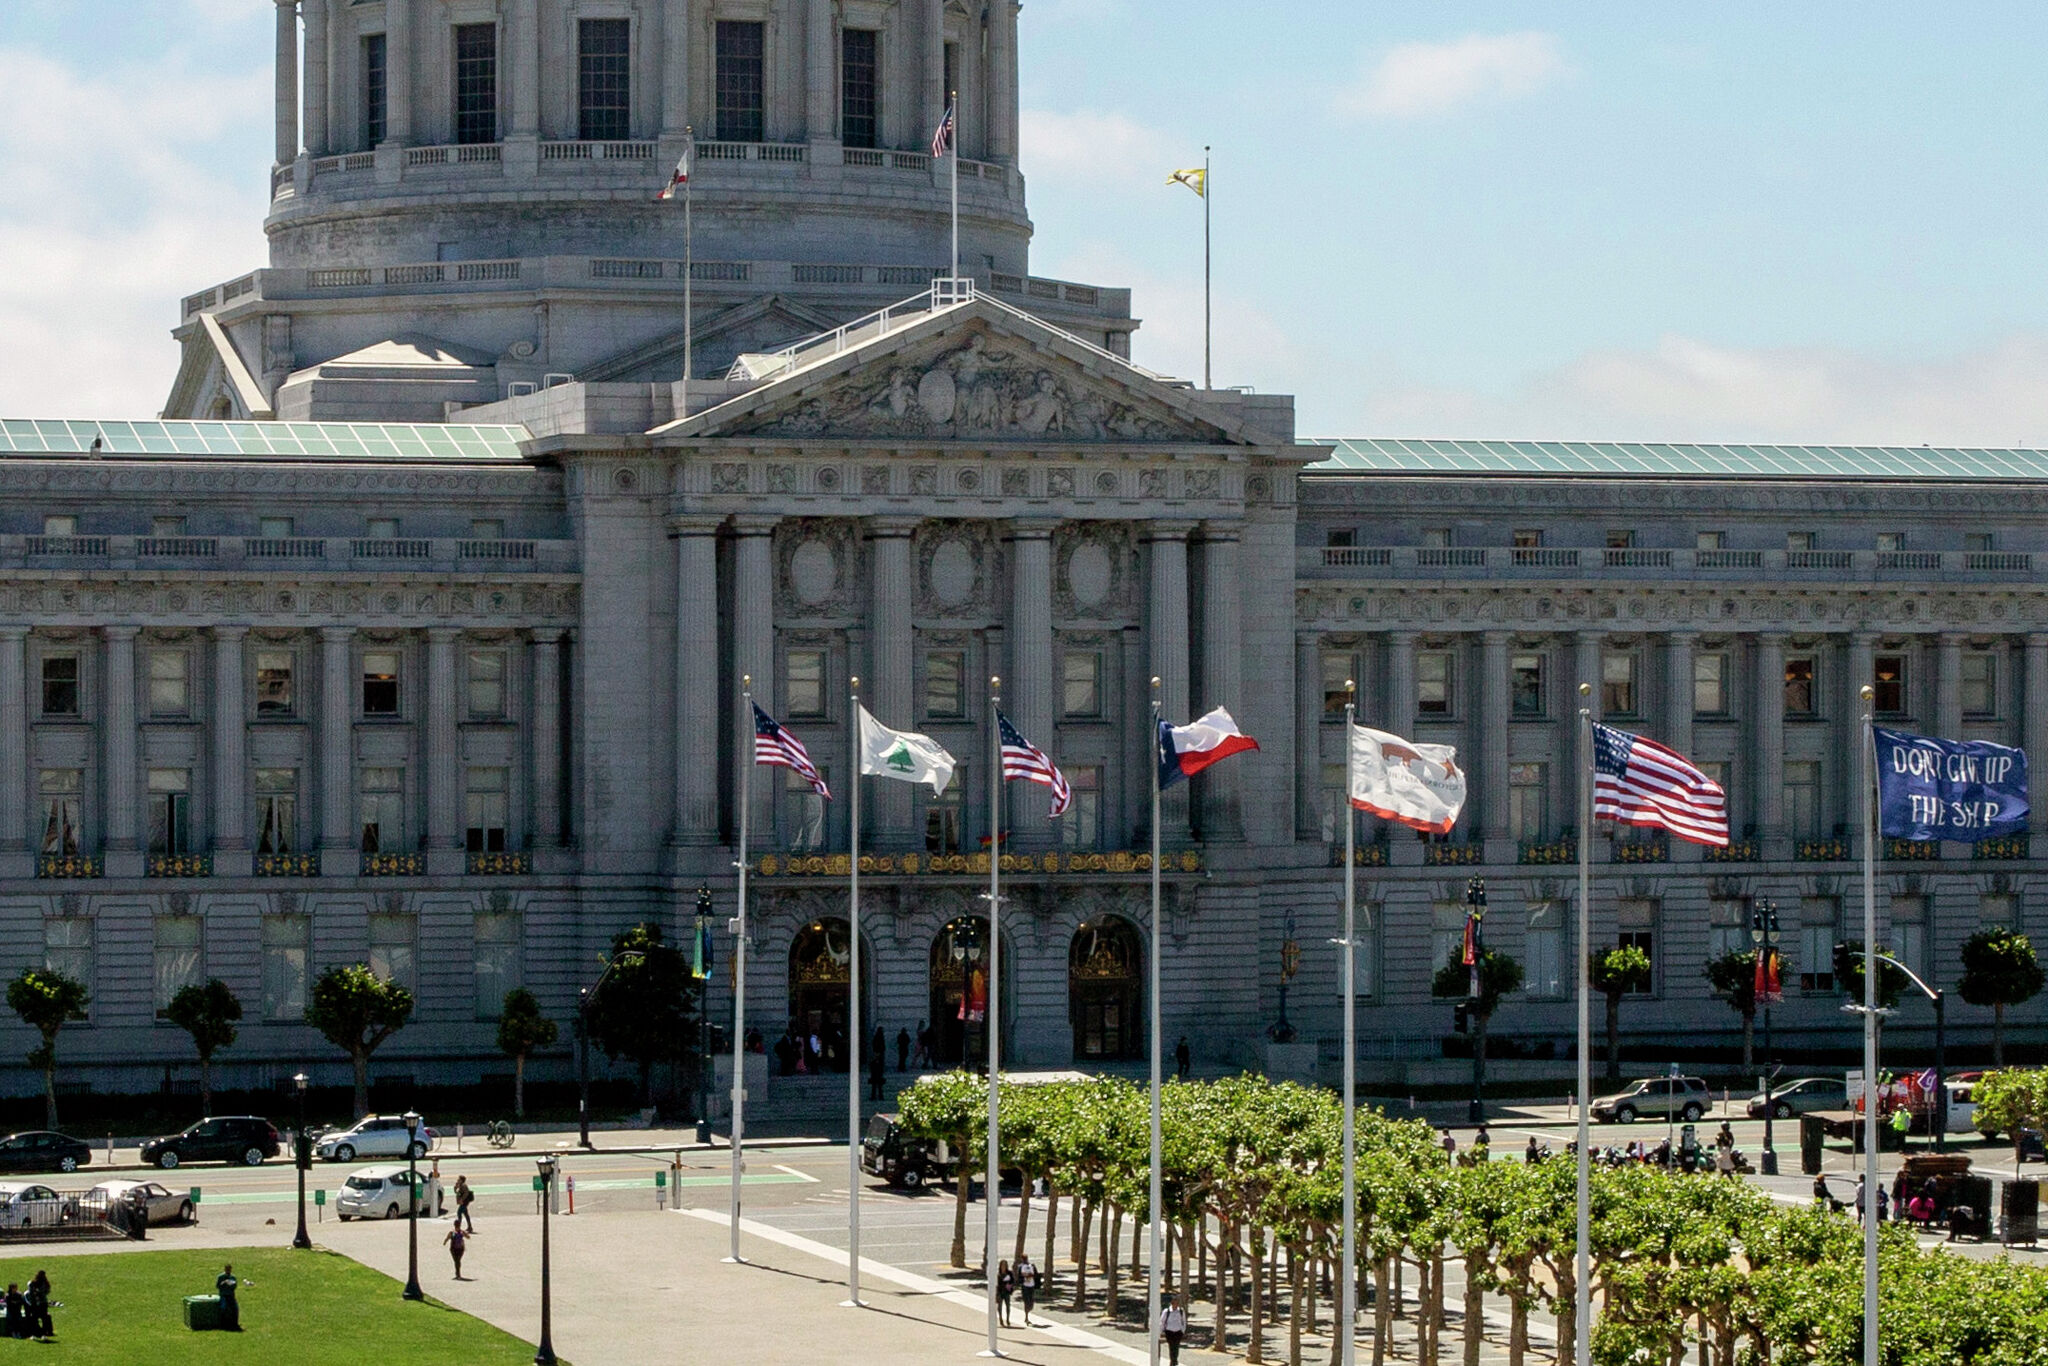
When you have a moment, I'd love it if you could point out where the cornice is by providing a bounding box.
[0,578,580,629]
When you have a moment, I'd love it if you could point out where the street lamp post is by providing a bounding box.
[575,950,646,1150]
[695,887,715,1145]
[534,1153,558,1366]
[1750,898,1782,1174]
[1466,877,1486,1125]
[292,1072,312,1250]
[402,1109,424,1301]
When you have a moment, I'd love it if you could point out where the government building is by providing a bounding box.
[0,0,2038,1104]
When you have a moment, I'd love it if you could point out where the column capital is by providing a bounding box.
[531,627,565,645]
[1849,630,1880,646]
[1198,519,1244,542]
[1754,630,1787,645]
[730,513,781,537]
[1296,628,1323,646]
[1383,627,1418,643]
[1939,631,1969,648]
[1574,628,1604,644]
[320,625,355,643]
[2028,633,2048,650]
[425,626,462,644]
[1481,629,1513,647]
[0,626,26,643]
[1005,518,1058,542]
[669,514,726,537]
[1664,630,1697,644]
[1144,520,1198,543]
[102,624,139,642]
[210,624,248,643]
[867,515,922,539]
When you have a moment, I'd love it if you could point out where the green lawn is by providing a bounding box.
[0,1246,552,1364]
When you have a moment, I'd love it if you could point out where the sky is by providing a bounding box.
[3,1,2047,443]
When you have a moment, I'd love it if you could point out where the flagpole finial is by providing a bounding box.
[1578,682,1592,697]
[851,675,861,690]
[1860,684,1875,701]
[1150,676,1161,691]
[742,673,752,690]
[991,675,1001,689]
[1345,677,1355,694]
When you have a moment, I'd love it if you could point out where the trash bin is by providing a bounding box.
[1952,1175,1995,1241]
[2001,1180,2040,1247]
[182,1295,223,1331]
[1800,1115,1826,1176]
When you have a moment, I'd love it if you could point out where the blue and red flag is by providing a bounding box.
[1157,707,1259,790]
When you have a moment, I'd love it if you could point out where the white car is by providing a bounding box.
[335,1166,444,1221]
[315,1115,436,1163]
[89,1180,192,1226]
[0,1183,78,1229]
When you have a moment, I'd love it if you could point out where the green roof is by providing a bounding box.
[0,419,531,462]
[1307,438,2048,481]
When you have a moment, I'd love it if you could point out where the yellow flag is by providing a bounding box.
[1167,167,1206,198]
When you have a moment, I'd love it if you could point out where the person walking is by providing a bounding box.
[1161,1293,1189,1366]
[454,1174,476,1231]
[444,1221,469,1280]
[1175,1036,1191,1080]
[915,1020,932,1068]
[26,1271,50,1340]
[1015,1253,1039,1326]
[996,1259,1015,1328]
[896,1027,912,1072]
[215,1265,241,1331]
[869,1026,888,1100]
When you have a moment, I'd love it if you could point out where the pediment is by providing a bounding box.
[662,300,1257,448]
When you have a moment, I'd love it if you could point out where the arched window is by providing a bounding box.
[1068,915,1143,1061]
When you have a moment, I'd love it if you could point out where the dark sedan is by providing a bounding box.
[0,1131,91,1174]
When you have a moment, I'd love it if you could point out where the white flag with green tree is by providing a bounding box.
[858,705,956,794]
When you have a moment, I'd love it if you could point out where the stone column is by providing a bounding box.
[531,629,564,849]
[987,0,1018,163]
[1937,633,1965,740]
[1664,633,1695,759]
[1382,631,1417,864]
[510,0,541,139]
[925,0,947,140]
[673,519,723,845]
[1574,632,1602,851]
[1008,522,1055,845]
[1754,633,1786,851]
[2028,636,2048,840]
[385,0,413,144]
[732,518,779,840]
[1199,524,1244,842]
[212,628,248,873]
[319,627,354,872]
[1846,631,1876,836]
[303,0,329,156]
[426,629,461,872]
[0,628,25,870]
[102,627,140,875]
[1147,524,1192,840]
[870,520,918,846]
[274,0,300,164]
[1294,630,1322,840]
[660,0,690,136]
[806,0,836,146]
[1480,631,1511,851]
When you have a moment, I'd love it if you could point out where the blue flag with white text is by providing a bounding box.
[1874,727,2028,842]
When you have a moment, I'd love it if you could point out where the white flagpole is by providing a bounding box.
[726,676,753,1262]
[845,680,864,1308]
[683,126,694,416]
[949,94,961,279]
[1340,686,1357,1366]
[982,679,1004,1357]
[1146,677,1163,1366]
[1860,684,1879,1366]
[1574,683,1593,1366]
[1201,146,1211,391]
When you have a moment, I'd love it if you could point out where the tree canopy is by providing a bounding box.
[165,978,243,1116]
[7,969,87,1130]
[582,923,695,1106]
[305,963,414,1119]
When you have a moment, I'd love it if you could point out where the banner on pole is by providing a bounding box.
[1873,727,2028,841]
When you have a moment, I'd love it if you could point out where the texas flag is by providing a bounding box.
[1157,707,1260,790]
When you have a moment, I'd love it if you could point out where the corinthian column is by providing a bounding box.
[673,518,723,845]
[212,628,248,874]
[1480,631,1511,850]
[0,628,25,871]
[319,627,353,873]
[732,519,779,840]
[987,0,1018,163]
[806,0,836,146]
[532,629,564,849]
[1008,522,1054,846]
[1936,633,1965,741]
[1147,523,1192,841]
[426,629,461,873]
[385,0,413,145]
[1754,633,1785,852]
[870,520,918,846]
[274,0,300,165]
[2028,635,2048,841]
[660,0,690,137]
[1200,523,1244,842]
[303,0,329,156]
[924,0,947,139]
[509,0,541,140]
[1294,630,1321,841]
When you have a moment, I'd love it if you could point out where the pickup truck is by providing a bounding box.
[859,1114,955,1190]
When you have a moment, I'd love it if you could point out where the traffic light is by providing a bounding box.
[1833,941,1856,990]
[1453,1001,1472,1034]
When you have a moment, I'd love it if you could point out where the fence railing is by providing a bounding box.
[255,853,321,877]
[35,854,102,880]
[146,853,213,878]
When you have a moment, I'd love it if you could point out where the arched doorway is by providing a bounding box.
[930,916,1001,1068]
[787,918,862,1073]
[1069,915,1144,1061]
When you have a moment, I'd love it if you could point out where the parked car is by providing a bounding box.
[140,1116,280,1169]
[335,1166,444,1221]
[859,1113,954,1190]
[314,1115,436,1163]
[1745,1077,1848,1120]
[0,1131,91,1174]
[1591,1076,1712,1124]
[0,1183,79,1229]
[88,1180,192,1226]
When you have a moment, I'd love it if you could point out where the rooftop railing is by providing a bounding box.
[1301,545,2040,581]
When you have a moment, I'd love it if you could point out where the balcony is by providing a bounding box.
[1885,838,1940,862]
[467,851,532,876]
[1518,837,1578,866]
[1296,545,2042,584]
[1613,837,1669,864]
[146,852,213,878]
[1974,834,2030,860]
[1704,838,1759,863]
[35,854,102,880]
[1329,843,1390,868]
[1795,837,1852,862]
[0,535,578,576]
[254,852,320,877]
[754,848,1201,878]
[1424,841,1483,867]
[363,852,426,877]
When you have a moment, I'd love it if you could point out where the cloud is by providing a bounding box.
[1335,333,2048,447]
[1020,108,1177,185]
[1337,32,1566,120]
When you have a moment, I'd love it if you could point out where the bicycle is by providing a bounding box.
[486,1120,516,1149]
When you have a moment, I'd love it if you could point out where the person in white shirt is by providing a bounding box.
[1161,1294,1189,1366]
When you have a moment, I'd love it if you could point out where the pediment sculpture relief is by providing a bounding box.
[741,336,1212,443]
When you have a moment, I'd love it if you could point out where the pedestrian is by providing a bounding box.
[915,1020,932,1067]
[455,1174,476,1232]
[215,1264,241,1331]
[1175,1036,1191,1079]
[1161,1292,1189,1366]
[1441,1130,1457,1159]
[869,1041,887,1102]
[1876,1183,1890,1223]
[3,1283,20,1339]
[27,1271,50,1339]
[1015,1253,1039,1325]
[1524,1135,1541,1165]
[896,1027,911,1072]
[996,1259,1015,1327]
[444,1221,469,1280]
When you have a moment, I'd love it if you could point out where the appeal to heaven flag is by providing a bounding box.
[1347,724,1466,835]
[1157,707,1259,790]
[1167,167,1207,198]
[1874,727,2028,842]
[858,706,957,794]
[1592,723,1729,847]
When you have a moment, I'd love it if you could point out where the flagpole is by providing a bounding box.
[1860,684,1878,1366]
[1340,685,1357,1366]
[1574,683,1592,1366]
[683,126,694,416]
[1146,676,1163,1366]
[845,678,864,1308]
[1202,146,1211,391]
[982,678,1004,1357]
[726,676,753,1262]
[950,92,961,280]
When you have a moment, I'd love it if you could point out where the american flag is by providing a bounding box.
[754,703,830,799]
[1593,723,1728,847]
[998,710,1071,817]
[930,103,956,159]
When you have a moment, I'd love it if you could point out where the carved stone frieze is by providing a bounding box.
[1053,522,1137,621]
[0,576,577,627]
[776,519,858,618]
[915,521,997,618]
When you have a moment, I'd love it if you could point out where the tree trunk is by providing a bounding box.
[951,1158,971,1267]
[41,1045,57,1130]
[1995,1001,2007,1065]
[1044,1187,1060,1279]
[1247,1226,1265,1364]
[514,1052,527,1119]
[1605,994,1622,1081]
[1741,1011,1754,1069]
[1555,1270,1576,1366]
[198,1053,213,1118]
[1014,1176,1033,1265]
[1507,1288,1527,1366]
[1288,1241,1305,1366]
[1416,1258,1433,1366]
[1075,1204,1094,1309]
[1475,1011,1490,1114]
[1106,1207,1122,1320]
[1371,1255,1391,1366]
[352,1047,370,1119]
[1462,1255,1483,1366]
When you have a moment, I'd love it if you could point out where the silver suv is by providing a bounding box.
[1591,1076,1711,1124]
[314,1115,435,1163]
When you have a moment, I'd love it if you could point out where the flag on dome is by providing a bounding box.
[998,710,1071,816]
[858,707,956,794]
[1157,707,1258,790]
[1592,723,1729,847]
[930,102,956,158]
[754,704,829,799]
[656,132,694,201]
[1168,166,1206,198]
[1347,724,1466,835]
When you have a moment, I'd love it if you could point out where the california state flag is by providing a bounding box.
[1348,723,1467,835]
